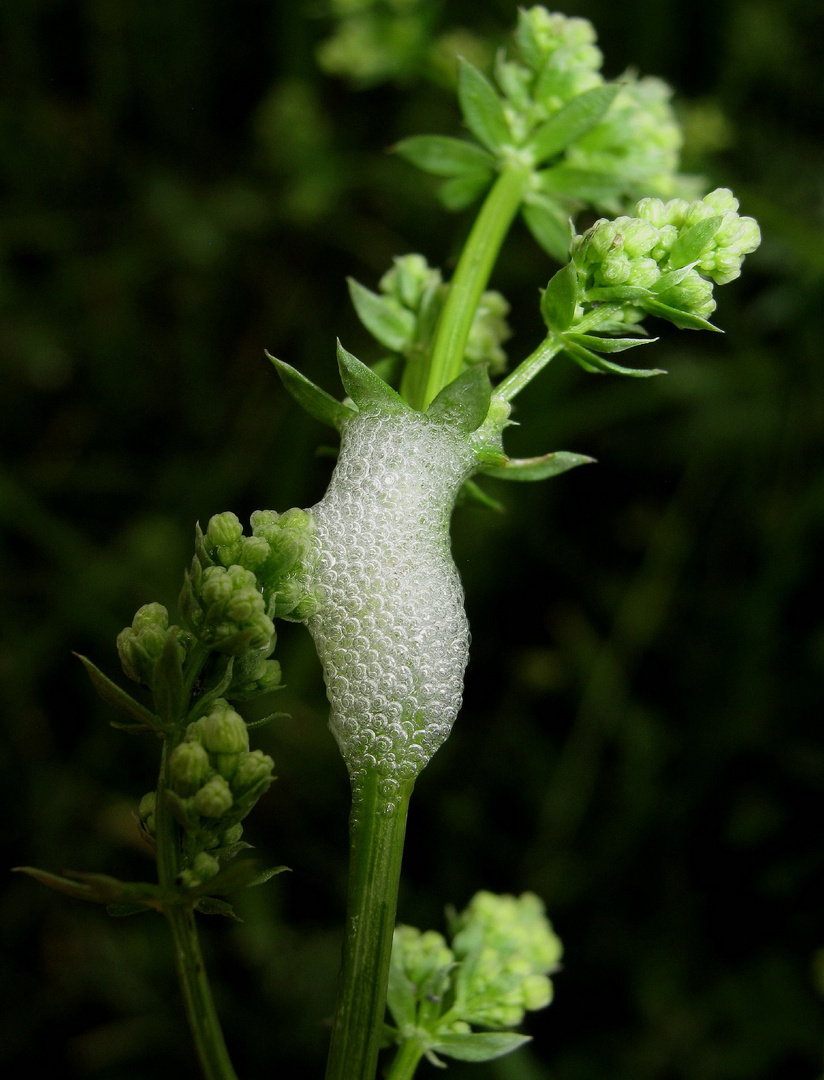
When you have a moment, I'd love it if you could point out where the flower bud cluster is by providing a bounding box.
[117,602,192,688]
[500,7,603,134]
[450,891,562,1028]
[369,253,511,374]
[248,508,320,621]
[567,76,684,201]
[388,891,562,1046]
[572,188,761,321]
[179,508,321,657]
[165,697,275,886]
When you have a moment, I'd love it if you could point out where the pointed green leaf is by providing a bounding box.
[14,866,163,908]
[457,58,511,153]
[668,215,723,269]
[652,264,701,293]
[394,135,496,176]
[75,654,166,735]
[246,864,289,888]
[431,1031,532,1063]
[528,84,620,165]
[427,365,491,433]
[563,338,666,377]
[483,451,595,481]
[567,333,659,354]
[194,896,241,920]
[107,903,154,917]
[522,197,574,262]
[336,340,410,414]
[458,479,505,513]
[267,351,355,430]
[347,278,415,353]
[640,297,722,332]
[108,718,153,734]
[438,170,494,211]
[540,262,579,331]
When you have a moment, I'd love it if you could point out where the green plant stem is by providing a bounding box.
[496,335,564,402]
[325,771,415,1080]
[155,741,239,1080]
[420,163,530,408]
[386,1038,426,1080]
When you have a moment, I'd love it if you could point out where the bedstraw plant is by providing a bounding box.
[15,8,760,1080]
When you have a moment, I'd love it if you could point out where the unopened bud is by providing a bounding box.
[194,774,234,818]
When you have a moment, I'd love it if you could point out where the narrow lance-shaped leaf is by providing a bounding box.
[482,451,595,482]
[457,58,511,153]
[267,352,356,430]
[393,135,496,177]
[667,215,723,269]
[427,364,492,434]
[347,278,415,353]
[528,83,620,166]
[336,340,411,414]
[75,653,167,735]
[431,1031,533,1063]
[567,333,659,354]
[639,297,722,333]
[563,337,666,377]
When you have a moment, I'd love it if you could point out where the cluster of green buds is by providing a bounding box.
[396,6,689,260]
[117,602,192,691]
[158,698,275,888]
[386,891,562,1068]
[179,508,320,657]
[348,253,511,384]
[529,187,761,379]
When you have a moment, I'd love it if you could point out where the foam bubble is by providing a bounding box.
[305,409,475,800]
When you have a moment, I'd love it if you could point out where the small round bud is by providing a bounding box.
[194,774,234,818]
[220,823,244,846]
[523,973,553,1011]
[201,701,249,781]
[117,603,170,684]
[206,512,243,548]
[138,791,157,837]
[169,740,211,795]
[230,750,275,795]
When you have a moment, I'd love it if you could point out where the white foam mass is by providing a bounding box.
[305,408,476,805]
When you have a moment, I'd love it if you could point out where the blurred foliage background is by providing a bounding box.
[1,0,822,1077]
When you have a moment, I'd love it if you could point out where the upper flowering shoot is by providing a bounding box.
[395,6,691,259]
[385,891,563,1068]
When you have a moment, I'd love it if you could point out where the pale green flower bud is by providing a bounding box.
[220,823,244,846]
[179,851,220,889]
[626,257,661,288]
[595,250,632,286]
[522,973,553,1011]
[169,740,212,795]
[379,253,440,312]
[202,700,249,755]
[137,791,156,837]
[465,291,511,373]
[206,511,243,549]
[617,217,659,258]
[230,749,275,796]
[117,603,170,685]
[194,774,234,818]
[196,564,275,654]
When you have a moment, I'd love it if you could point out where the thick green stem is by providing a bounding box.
[386,1038,426,1080]
[325,771,414,1080]
[420,164,530,408]
[155,742,239,1080]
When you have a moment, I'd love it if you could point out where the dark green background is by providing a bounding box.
[2,1,822,1077]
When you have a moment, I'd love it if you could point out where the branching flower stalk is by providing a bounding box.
[16,9,761,1080]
